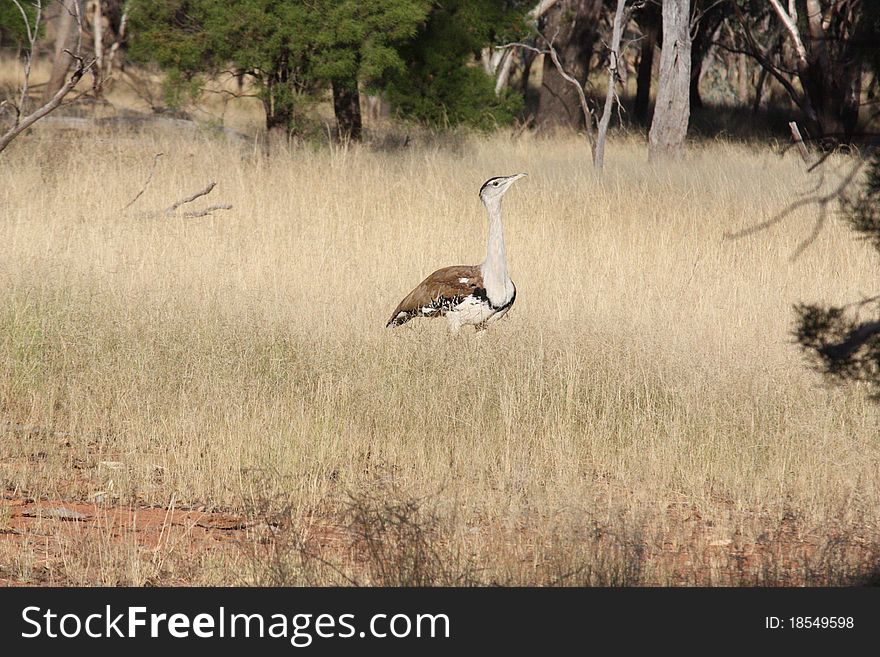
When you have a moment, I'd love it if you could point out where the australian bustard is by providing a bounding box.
[386,173,526,332]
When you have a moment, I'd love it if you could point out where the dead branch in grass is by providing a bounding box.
[182,204,233,218]
[123,152,164,210]
[165,182,218,216]
[788,121,813,166]
[124,166,233,219]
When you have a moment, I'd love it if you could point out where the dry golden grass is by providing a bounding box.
[1,117,878,584]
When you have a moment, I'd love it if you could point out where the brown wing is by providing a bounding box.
[387,265,484,327]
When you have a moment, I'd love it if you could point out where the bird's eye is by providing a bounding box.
[492,181,499,187]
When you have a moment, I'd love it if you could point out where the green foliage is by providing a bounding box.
[384,0,527,129]
[128,0,429,131]
[308,0,431,86]
[130,1,308,77]
[160,69,203,109]
[0,1,42,45]
[128,0,535,133]
[128,0,314,127]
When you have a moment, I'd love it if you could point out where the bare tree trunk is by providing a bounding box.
[736,54,750,105]
[594,0,627,171]
[648,0,691,160]
[689,52,703,110]
[534,0,603,131]
[752,65,767,115]
[105,3,129,85]
[332,79,362,142]
[633,5,658,124]
[365,94,385,123]
[494,48,516,95]
[764,0,862,142]
[519,48,538,95]
[263,76,293,152]
[481,48,494,75]
[91,0,104,95]
[688,5,725,112]
[43,0,83,103]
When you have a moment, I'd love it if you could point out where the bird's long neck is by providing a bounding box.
[480,197,510,305]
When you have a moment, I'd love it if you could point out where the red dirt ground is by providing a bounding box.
[2,492,877,586]
[0,495,252,586]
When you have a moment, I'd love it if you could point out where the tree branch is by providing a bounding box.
[0,58,94,154]
[11,0,42,125]
[499,32,596,157]
[0,0,99,155]
[726,3,819,124]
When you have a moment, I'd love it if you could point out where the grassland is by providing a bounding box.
[1,111,878,585]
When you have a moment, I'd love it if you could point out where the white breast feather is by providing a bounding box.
[448,294,494,326]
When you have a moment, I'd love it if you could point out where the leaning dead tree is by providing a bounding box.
[594,0,634,171]
[0,0,95,155]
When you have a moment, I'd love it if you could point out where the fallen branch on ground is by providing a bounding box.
[165,181,217,216]
[182,204,234,218]
[124,171,233,219]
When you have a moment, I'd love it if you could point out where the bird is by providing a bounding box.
[387,173,526,332]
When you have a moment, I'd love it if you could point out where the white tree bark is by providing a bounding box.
[767,0,809,68]
[92,0,104,77]
[648,0,692,160]
[494,0,560,95]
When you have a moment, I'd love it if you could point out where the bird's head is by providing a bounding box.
[479,173,527,204]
